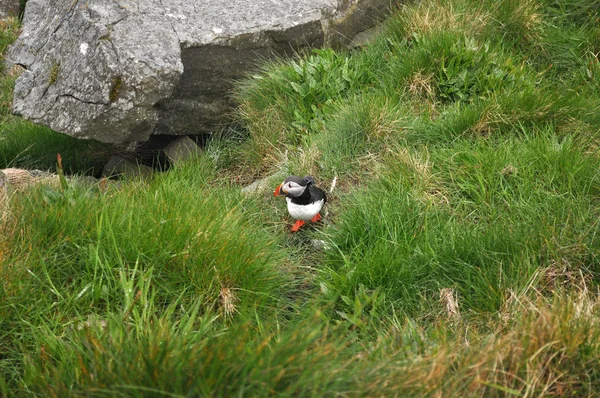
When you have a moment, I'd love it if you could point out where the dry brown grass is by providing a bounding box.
[292,144,322,178]
[394,147,432,182]
[440,288,461,320]
[0,183,21,302]
[494,0,545,44]
[469,104,503,137]
[406,71,440,115]
[0,187,10,271]
[219,286,239,318]
[387,146,450,206]
[396,0,543,47]
[365,291,600,396]
[1,168,60,191]
[232,102,295,180]
[363,101,405,142]
[398,0,490,39]
[541,260,593,293]
[407,72,436,101]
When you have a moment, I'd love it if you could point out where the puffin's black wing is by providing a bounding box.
[309,185,327,203]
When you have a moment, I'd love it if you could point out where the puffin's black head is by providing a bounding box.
[274,176,313,198]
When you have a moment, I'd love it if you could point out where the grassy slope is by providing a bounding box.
[2,0,600,395]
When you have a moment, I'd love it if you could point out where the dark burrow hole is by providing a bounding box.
[114,133,213,173]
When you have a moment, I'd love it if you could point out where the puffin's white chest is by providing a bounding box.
[286,197,324,221]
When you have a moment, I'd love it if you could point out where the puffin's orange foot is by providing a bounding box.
[291,220,306,232]
[310,213,321,223]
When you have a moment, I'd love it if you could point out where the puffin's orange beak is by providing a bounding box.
[274,183,284,196]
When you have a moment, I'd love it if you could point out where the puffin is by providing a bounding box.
[274,176,327,232]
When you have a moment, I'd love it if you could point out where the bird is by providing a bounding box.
[273,176,327,232]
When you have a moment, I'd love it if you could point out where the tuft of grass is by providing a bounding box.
[0,19,19,66]
[484,0,545,46]
[233,47,386,173]
[306,93,406,178]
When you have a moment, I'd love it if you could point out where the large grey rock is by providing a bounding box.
[9,0,393,144]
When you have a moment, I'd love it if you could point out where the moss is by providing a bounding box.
[109,76,122,103]
[99,28,112,41]
[48,60,60,86]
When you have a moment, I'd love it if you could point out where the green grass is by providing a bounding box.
[2,0,600,395]
[320,130,600,317]
[0,161,293,393]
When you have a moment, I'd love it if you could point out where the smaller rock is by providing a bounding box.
[1,168,62,190]
[102,156,153,179]
[2,168,35,190]
[241,178,270,195]
[67,175,100,188]
[241,172,286,195]
[163,136,202,164]
[311,239,330,250]
[28,169,56,180]
[501,164,518,177]
[0,170,7,192]
[348,25,383,48]
[0,171,7,221]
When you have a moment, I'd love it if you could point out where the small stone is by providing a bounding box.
[102,156,153,179]
[2,168,35,190]
[28,169,55,179]
[501,165,518,176]
[163,136,202,164]
[348,25,383,49]
[0,170,7,192]
[241,172,285,195]
[311,239,329,250]
[241,178,268,195]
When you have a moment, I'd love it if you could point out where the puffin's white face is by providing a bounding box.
[281,180,306,197]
